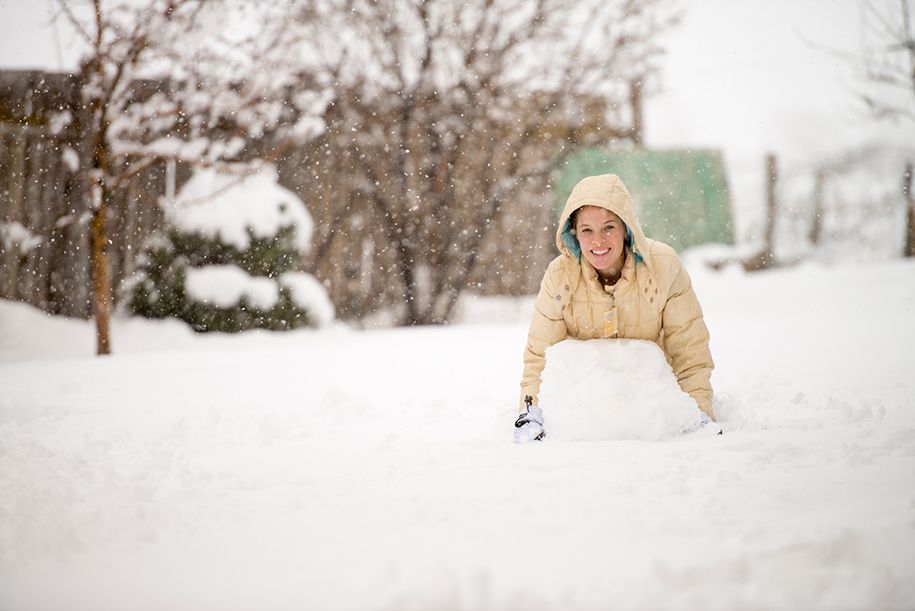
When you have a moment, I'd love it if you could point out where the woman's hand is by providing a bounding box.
[681,411,723,436]
[514,397,545,443]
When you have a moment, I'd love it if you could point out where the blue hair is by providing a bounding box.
[626,226,644,265]
[560,217,581,259]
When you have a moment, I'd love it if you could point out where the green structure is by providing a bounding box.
[554,148,734,251]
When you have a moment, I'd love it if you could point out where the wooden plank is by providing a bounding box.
[0,123,53,136]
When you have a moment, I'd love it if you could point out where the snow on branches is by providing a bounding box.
[52,0,330,352]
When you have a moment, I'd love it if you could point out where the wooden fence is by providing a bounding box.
[0,70,167,318]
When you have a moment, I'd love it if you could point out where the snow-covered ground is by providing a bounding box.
[1,259,914,610]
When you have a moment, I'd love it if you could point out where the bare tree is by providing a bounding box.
[856,0,915,123]
[857,0,915,257]
[802,1,915,260]
[54,0,327,354]
[287,0,676,325]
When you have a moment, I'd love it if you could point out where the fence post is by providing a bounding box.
[905,162,914,257]
[741,154,780,271]
[810,169,825,246]
[764,153,778,264]
[0,128,27,299]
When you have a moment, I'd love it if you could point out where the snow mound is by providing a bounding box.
[538,339,707,441]
[164,163,313,251]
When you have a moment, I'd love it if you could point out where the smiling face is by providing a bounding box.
[574,206,627,280]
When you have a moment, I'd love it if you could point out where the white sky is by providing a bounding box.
[0,0,69,71]
[1,0,912,228]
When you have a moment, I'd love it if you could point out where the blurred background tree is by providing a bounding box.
[855,0,915,124]
[823,0,915,257]
[1,0,681,340]
[278,0,677,325]
[49,0,328,352]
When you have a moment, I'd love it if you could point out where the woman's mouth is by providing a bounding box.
[591,248,609,256]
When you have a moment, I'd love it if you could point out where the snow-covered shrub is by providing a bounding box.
[126,164,334,332]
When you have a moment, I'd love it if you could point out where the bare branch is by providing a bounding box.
[812,0,915,124]
[52,0,94,46]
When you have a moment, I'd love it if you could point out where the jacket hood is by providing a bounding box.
[556,174,649,268]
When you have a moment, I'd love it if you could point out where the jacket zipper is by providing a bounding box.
[603,289,618,338]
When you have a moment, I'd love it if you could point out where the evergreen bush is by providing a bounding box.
[125,165,333,332]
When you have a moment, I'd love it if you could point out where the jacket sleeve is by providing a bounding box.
[520,260,568,410]
[660,259,715,419]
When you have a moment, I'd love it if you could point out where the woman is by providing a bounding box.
[514,173,715,442]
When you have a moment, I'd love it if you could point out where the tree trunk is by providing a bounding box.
[395,231,422,326]
[904,162,914,257]
[744,153,779,271]
[629,78,644,147]
[90,172,112,355]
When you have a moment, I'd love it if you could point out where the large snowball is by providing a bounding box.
[538,339,707,441]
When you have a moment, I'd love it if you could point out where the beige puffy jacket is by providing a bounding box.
[520,174,715,419]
